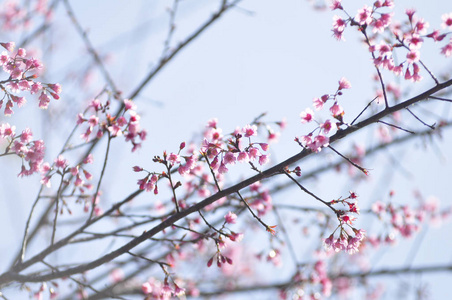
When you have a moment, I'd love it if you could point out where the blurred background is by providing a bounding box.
[1,0,452,299]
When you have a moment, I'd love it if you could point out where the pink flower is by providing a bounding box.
[330,0,342,10]
[320,119,333,134]
[74,175,84,187]
[229,232,244,242]
[332,28,345,41]
[259,143,269,151]
[38,92,51,109]
[339,214,356,225]
[323,234,334,250]
[355,5,373,26]
[258,154,270,165]
[18,80,31,91]
[17,48,26,57]
[300,108,314,123]
[88,115,99,127]
[47,83,62,94]
[298,135,312,147]
[70,166,79,176]
[414,18,429,34]
[312,135,329,152]
[0,42,15,52]
[83,169,93,180]
[313,97,324,110]
[0,123,16,138]
[371,13,392,33]
[223,152,236,165]
[20,128,33,143]
[210,128,223,140]
[207,118,218,128]
[392,64,403,76]
[174,284,185,297]
[237,151,249,162]
[168,153,180,166]
[338,77,351,90]
[412,63,422,82]
[225,211,237,224]
[218,163,228,174]
[109,269,124,283]
[377,41,391,55]
[407,34,423,50]
[141,282,153,294]
[108,125,122,137]
[55,155,68,169]
[346,236,361,254]
[4,100,14,116]
[406,50,420,63]
[441,39,452,57]
[161,282,173,297]
[248,147,260,160]
[83,154,94,164]
[332,15,346,31]
[442,13,452,29]
[90,99,102,111]
[404,68,412,80]
[242,124,257,137]
[330,102,344,118]
[123,99,136,111]
[354,228,366,241]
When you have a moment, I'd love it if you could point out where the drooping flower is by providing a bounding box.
[225,212,237,224]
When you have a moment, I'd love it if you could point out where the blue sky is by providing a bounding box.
[1,0,452,299]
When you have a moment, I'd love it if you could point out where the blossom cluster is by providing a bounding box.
[141,278,186,300]
[278,260,333,299]
[0,42,61,114]
[0,124,45,177]
[367,193,452,246]
[331,1,452,85]
[0,0,52,31]
[201,120,271,175]
[295,77,351,153]
[135,118,278,203]
[77,98,146,152]
[40,154,94,191]
[323,192,366,254]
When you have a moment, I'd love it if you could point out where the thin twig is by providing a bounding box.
[361,29,389,108]
[17,185,44,264]
[236,191,274,233]
[127,0,242,101]
[405,108,435,129]
[429,96,452,102]
[198,210,224,236]
[127,251,170,268]
[418,60,439,85]
[378,120,415,134]
[328,145,368,175]
[51,175,65,245]
[351,97,378,125]
[161,0,180,56]
[282,170,336,212]
[63,0,118,93]
[87,134,112,221]
[273,207,299,266]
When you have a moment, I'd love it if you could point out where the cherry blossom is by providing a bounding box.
[300,108,314,123]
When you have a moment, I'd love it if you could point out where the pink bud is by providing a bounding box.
[133,166,143,172]
[207,257,213,267]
